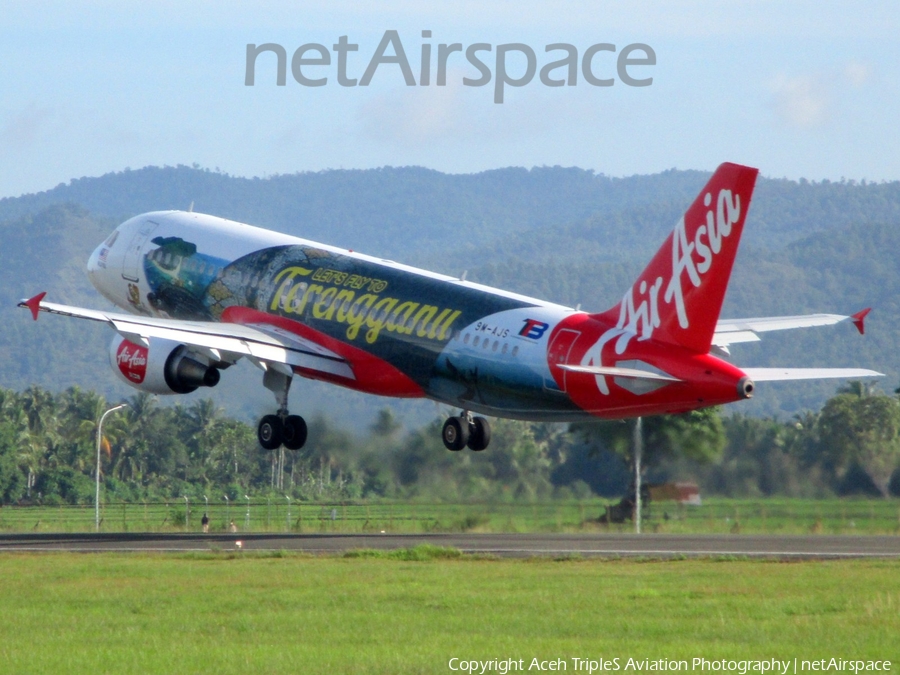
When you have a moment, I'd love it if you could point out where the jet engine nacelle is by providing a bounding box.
[109,335,220,395]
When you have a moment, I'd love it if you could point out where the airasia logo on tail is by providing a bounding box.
[664,189,741,330]
[576,163,758,395]
[609,187,742,347]
[116,340,148,383]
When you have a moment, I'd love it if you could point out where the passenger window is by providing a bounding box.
[463,334,470,344]
[512,346,519,357]
[502,343,508,355]
[473,336,480,347]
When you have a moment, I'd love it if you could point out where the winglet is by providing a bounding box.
[21,292,47,321]
[851,308,871,335]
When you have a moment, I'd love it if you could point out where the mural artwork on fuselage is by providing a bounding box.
[431,306,585,419]
[144,236,227,320]
[141,240,535,390]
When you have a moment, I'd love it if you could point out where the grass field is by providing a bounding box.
[0,551,895,674]
[3,498,900,535]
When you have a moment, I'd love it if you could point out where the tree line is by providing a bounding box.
[0,383,898,506]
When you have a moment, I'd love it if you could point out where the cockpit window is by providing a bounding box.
[104,230,119,247]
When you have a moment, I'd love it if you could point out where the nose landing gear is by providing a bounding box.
[256,366,308,450]
[442,412,492,452]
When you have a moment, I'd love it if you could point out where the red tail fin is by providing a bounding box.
[593,162,759,353]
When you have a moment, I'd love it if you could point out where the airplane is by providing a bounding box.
[19,162,881,452]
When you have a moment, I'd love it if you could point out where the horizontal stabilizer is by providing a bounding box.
[741,367,883,382]
[559,364,682,382]
[713,312,863,347]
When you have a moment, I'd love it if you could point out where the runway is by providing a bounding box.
[1,532,899,558]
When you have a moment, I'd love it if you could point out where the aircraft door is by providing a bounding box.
[546,328,581,392]
[122,220,158,282]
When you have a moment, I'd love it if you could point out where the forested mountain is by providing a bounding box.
[0,165,897,425]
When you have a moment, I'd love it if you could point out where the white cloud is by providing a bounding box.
[0,104,54,152]
[357,80,472,144]
[844,61,871,87]
[771,74,829,128]
[770,62,872,129]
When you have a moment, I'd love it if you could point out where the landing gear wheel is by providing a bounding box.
[442,417,469,451]
[258,414,283,450]
[282,414,308,450]
[467,416,491,451]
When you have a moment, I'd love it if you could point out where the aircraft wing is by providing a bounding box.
[18,293,355,380]
[713,308,870,347]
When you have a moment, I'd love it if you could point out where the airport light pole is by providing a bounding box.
[95,403,127,532]
[634,416,643,534]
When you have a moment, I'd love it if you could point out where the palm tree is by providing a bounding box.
[181,398,224,485]
[839,380,875,397]
[111,393,158,483]
[16,386,59,496]
[59,387,112,473]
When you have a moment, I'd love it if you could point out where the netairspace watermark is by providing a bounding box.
[446,658,893,675]
[245,29,656,103]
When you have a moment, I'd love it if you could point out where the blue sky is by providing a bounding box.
[0,1,898,198]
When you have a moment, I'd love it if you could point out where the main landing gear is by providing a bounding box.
[257,367,307,451]
[258,413,307,451]
[442,412,491,452]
